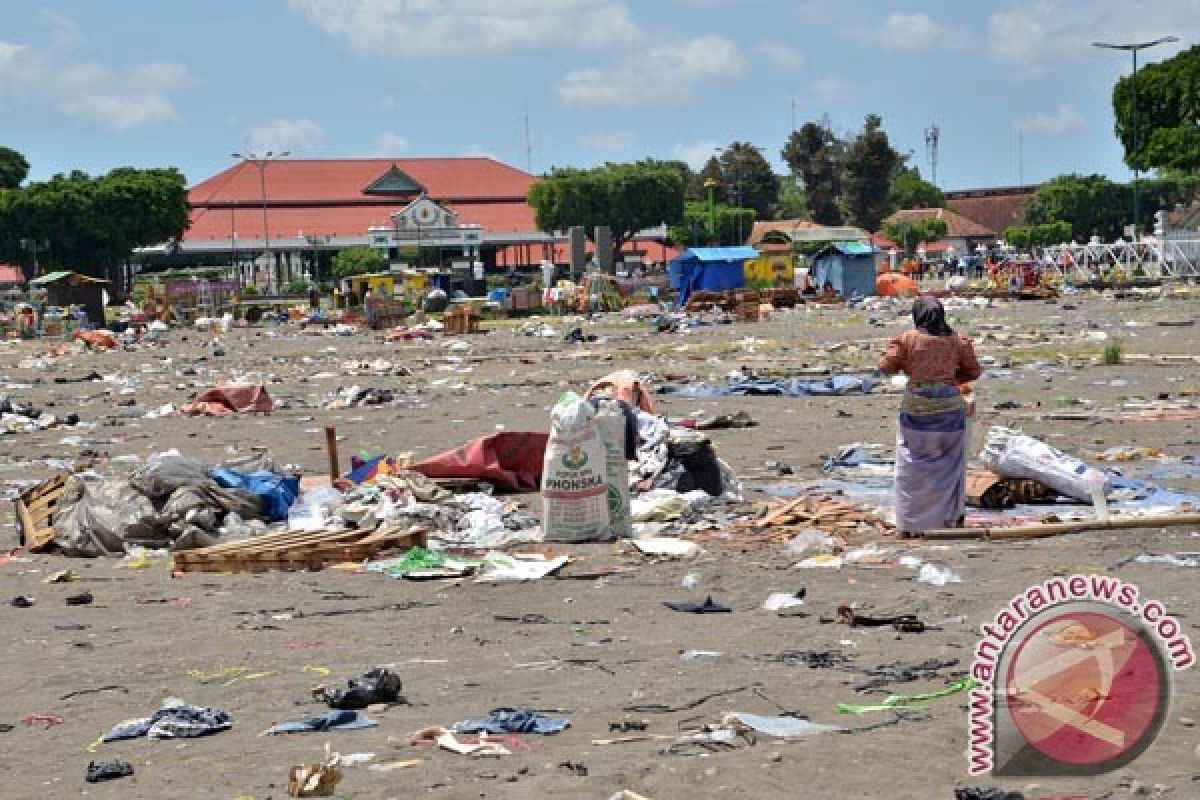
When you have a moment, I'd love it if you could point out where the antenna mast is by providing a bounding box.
[924,123,940,186]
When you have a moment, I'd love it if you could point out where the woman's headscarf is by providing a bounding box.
[912,295,954,337]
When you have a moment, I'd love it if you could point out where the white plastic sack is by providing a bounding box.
[979,426,1108,502]
[541,393,611,542]
[288,486,345,531]
[593,399,633,539]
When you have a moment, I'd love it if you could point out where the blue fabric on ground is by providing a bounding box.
[658,375,878,398]
[454,708,570,735]
[103,702,232,742]
[264,710,378,735]
[210,467,299,521]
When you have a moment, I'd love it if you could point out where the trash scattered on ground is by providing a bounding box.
[664,596,732,614]
[103,698,233,741]
[85,759,134,783]
[265,710,378,735]
[454,708,570,735]
[318,668,403,710]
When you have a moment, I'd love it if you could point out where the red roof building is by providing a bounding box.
[0,264,25,285]
[163,157,669,278]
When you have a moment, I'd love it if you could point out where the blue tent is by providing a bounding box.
[671,246,758,306]
[811,241,877,298]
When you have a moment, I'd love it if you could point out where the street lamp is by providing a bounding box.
[231,150,290,291]
[1092,36,1179,238]
[19,238,48,279]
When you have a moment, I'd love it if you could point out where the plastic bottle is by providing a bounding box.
[1084,468,1109,522]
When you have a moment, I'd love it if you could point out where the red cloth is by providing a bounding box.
[74,330,118,350]
[181,384,274,416]
[409,432,549,492]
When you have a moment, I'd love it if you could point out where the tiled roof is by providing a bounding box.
[185,157,538,242]
[945,187,1036,235]
[190,157,535,204]
[885,207,996,238]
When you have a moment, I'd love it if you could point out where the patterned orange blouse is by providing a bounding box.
[878,330,982,385]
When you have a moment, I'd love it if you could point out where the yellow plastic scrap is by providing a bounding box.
[188,666,248,684]
[84,734,104,753]
[224,670,277,686]
[302,665,332,677]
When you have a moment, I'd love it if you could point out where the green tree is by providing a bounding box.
[528,160,685,266]
[689,156,725,202]
[669,202,756,247]
[1003,221,1073,249]
[332,246,387,279]
[0,166,188,280]
[842,114,903,231]
[1025,174,1131,241]
[715,142,778,219]
[781,120,843,225]
[1112,44,1200,172]
[772,175,810,220]
[889,165,945,210]
[0,146,29,190]
[883,217,947,255]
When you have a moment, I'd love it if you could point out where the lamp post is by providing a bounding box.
[703,178,719,241]
[1092,36,1178,238]
[19,238,48,280]
[231,150,290,291]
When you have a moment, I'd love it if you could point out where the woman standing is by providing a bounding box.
[879,296,981,535]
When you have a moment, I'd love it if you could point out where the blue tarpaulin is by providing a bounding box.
[210,467,300,521]
[671,247,758,306]
[658,374,879,398]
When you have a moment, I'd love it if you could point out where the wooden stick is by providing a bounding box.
[324,426,340,481]
[919,513,1200,541]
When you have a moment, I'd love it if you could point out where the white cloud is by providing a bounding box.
[0,20,188,130]
[672,140,720,170]
[244,118,326,154]
[880,11,954,49]
[373,131,410,154]
[288,0,641,58]
[578,129,636,152]
[989,0,1198,76]
[756,40,804,70]
[810,75,848,101]
[1017,104,1087,134]
[559,34,743,109]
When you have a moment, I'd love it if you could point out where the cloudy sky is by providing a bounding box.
[3,0,1197,190]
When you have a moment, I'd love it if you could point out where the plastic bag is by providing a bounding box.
[287,486,345,532]
[980,426,1110,503]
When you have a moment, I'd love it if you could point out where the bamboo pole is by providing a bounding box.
[919,513,1200,541]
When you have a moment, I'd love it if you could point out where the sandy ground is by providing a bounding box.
[2,292,1199,799]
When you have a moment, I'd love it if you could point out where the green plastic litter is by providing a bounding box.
[368,547,480,577]
[836,677,979,715]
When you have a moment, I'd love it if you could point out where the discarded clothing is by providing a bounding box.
[86,760,134,783]
[409,432,549,492]
[1135,553,1200,568]
[895,384,967,533]
[454,708,570,736]
[181,383,274,416]
[695,411,757,430]
[103,699,232,741]
[210,466,299,521]
[664,595,731,614]
[658,375,878,398]
[322,668,403,711]
[265,710,378,735]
